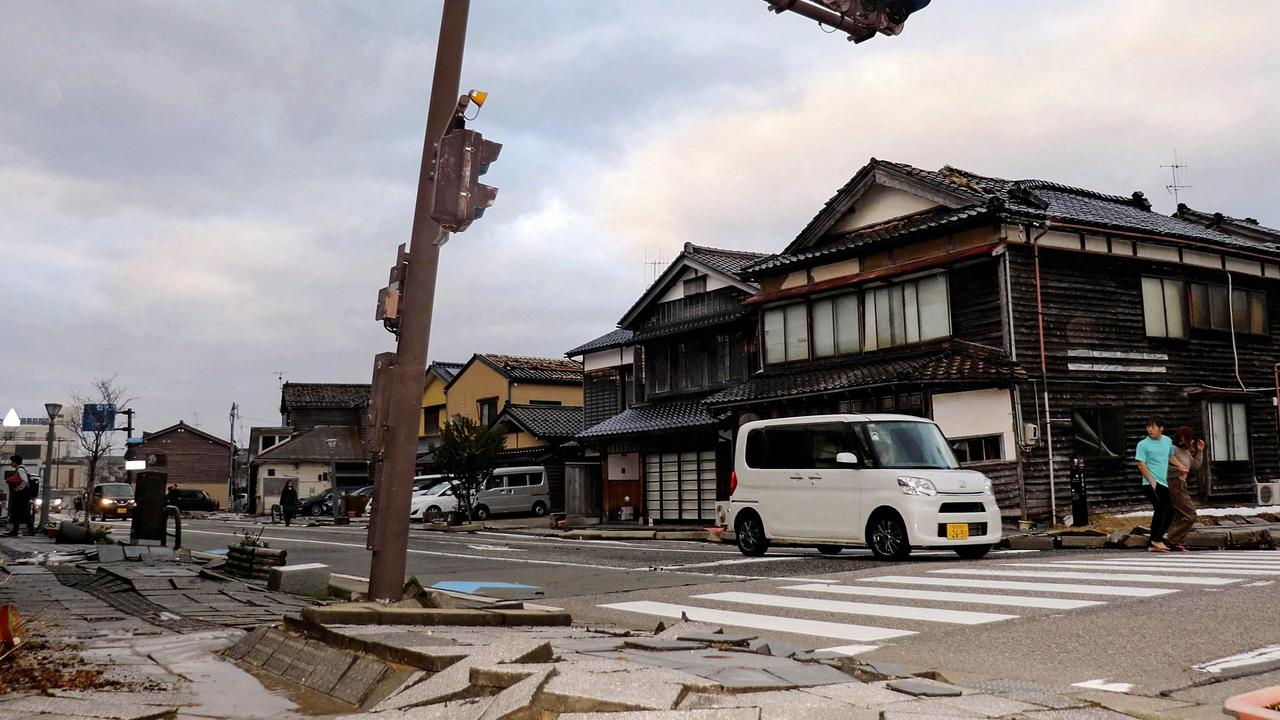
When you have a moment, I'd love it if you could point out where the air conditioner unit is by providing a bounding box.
[1257,482,1280,506]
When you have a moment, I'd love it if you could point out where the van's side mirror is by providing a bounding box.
[836,451,859,465]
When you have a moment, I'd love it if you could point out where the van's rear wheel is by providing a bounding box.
[954,544,992,560]
[735,513,769,557]
[474,505,490,521]
[868,512,911,561]
[817,545,843,555]
[531,501,548,517]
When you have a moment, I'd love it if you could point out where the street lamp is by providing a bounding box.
[40,403,61,528]
[325,437,342,524]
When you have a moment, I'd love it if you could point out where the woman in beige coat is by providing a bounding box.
[1166,426,1205,551]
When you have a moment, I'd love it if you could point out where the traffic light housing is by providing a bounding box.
[431,128,502,233]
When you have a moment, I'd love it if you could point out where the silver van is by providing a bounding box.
[473,466,550,519]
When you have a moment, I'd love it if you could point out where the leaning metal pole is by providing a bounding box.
[367,0,469,601]
[39,417,56,528]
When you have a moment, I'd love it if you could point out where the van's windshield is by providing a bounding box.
[855,421,959,470]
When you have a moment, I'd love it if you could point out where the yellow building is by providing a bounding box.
[419,361,463,441]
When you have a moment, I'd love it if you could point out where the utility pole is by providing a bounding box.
[366,0,471,601]
[228,403,238,511]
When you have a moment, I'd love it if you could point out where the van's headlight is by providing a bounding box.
[982,479,994,496]
[897,476,938,497]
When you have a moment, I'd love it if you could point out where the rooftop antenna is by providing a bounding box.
[273,371,286,387]
[1162,150,1192,205]
[645,247,664,284]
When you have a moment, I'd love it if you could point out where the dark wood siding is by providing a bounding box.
[949,259,1005,349]
[584,369,621,429]
[1006,243,1279,517]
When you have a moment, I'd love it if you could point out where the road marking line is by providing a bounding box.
[1194,644,1280,673]
[181,529,635,571]
[599,600,914,642]
[783,583,1104,610]
[1072,679,1134,693]
[933,568,1238,585]
[1106,559,1280,570]
[332,573,369,581]
[1245,581,1275,586]
[655,556,812,570]
[694,591,1018,625]
[471,531,741,555]
[860,575,1177,597]
[1029,561,1280,576]
[775,577,840,584]
[817,644,880,656]
[1092,555,1280,566]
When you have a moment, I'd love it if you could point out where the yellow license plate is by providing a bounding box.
[946,523,970,540]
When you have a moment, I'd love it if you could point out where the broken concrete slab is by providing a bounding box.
[559,710,763,720]
[300,602,382,625]
[477,667,554,720]
[887,678,965,697]
[680,689,879,719]
[1058,535,1108,549]
[331,656,390,706]
[623,638,708,651]
[541,669,685,713]
[268,562,331,597]
[1008,535,1058,550]
[676,632,756,646]
[802,681,914,708]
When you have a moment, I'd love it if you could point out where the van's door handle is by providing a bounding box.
[807,475,823,480]
[788,475,804,481]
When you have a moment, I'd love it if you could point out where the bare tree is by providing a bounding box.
[65,376,133,525]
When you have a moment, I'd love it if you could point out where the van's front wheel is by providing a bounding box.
[735,513,769,557]
[868,512,911,561]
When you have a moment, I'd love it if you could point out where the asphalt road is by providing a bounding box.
[107,516,1280,706]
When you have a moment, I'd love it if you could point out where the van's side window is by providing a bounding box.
[506,474,529,488]
[745,423,854,469]
[484,477,503,490]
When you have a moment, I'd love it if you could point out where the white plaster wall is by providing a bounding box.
[831,185,939,233]
[931,388,1016,461]
[658,268,734,303]
[583,347,634,371]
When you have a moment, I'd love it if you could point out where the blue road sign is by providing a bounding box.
[83,404,116,432]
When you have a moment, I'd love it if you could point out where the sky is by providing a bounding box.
[2,1,1278,443]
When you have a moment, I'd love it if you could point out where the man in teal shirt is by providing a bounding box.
[1135,417,1175,552]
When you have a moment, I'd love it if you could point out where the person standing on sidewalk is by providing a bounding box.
[280,481,298,527]
[4,454,32,537]
[1166,426,1205,552]
[1135,417,1175,552]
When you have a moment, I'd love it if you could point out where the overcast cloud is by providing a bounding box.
[2,1,1277,442]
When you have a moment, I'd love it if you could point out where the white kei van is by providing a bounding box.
[473,466,551,520]
[726,414,1002,560]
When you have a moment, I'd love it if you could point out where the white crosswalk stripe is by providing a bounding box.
[1033,561,1280,576]
[693,591,1018,625]
[860,574,1177,597]
[782,582,1105,609]
[597,551,1265,648]
[598,600,913,643]
[932,568,1239,585]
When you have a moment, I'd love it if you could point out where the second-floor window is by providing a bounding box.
[1142,276,1267,338]
[864,273,950,351]
[763,303,809,364]
[478,398,498,427]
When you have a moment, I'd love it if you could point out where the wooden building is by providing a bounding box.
[123,422,232,507]
[572,243,766,523]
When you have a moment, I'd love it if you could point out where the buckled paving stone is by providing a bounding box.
[558,710,764,720]
[241,627,286,667]
[679,689,878,719]
[1059,535,1109,549]
[541,669,686,713]
[1019,708,1138,719]
[802,681,914,708]
[887,678,965,697]
[762,661,859,687]
[282,639,324,685]
[0,696,174,720]
[552,637,629,653]
[934,692,1044,716]
[960,680,1090,710]
[225,626,269,660]
[703,666,794,690]
[332,655,391,706]
[676,632,756,646]
[97,545,127,563]
[469,662,551,689]
[264,634,309,675]
[1068,690,1194,718]
[624,638,708,651]
[303,646,359,695]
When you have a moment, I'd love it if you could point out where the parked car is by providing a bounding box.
[725,413,1002,561]
[472,466,550,520]
[369,476,445,518]
[167,488,219,512]
[409,481,459,521]
[299,492,333,517]
[91,483,137,521]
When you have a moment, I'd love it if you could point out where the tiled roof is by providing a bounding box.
[1174,204,1280,244]
[253,425,366,463]
[704,342,1027,407]
[629,307,754,342]
[429,361,465,384]
[496,404,584,439]
[685,243,769,276]
[566,328,635,357]
[280,383,371,411]
[746,206,990,276]
[767,159,1280,277]
[476,354,584,385]
[578,399,725,439]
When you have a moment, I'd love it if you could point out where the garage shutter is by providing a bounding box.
[643,449,716,521]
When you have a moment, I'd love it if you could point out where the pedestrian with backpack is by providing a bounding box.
[5,455,32,536]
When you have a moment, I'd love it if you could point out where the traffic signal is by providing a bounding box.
[431,128,502,233]
[770,0,930,42]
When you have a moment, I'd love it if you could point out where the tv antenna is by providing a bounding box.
[1162,150,1192,205]
[645,247,665,284]
[273,371,286,387]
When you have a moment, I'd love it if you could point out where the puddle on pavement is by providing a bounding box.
[145,631,352,718]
